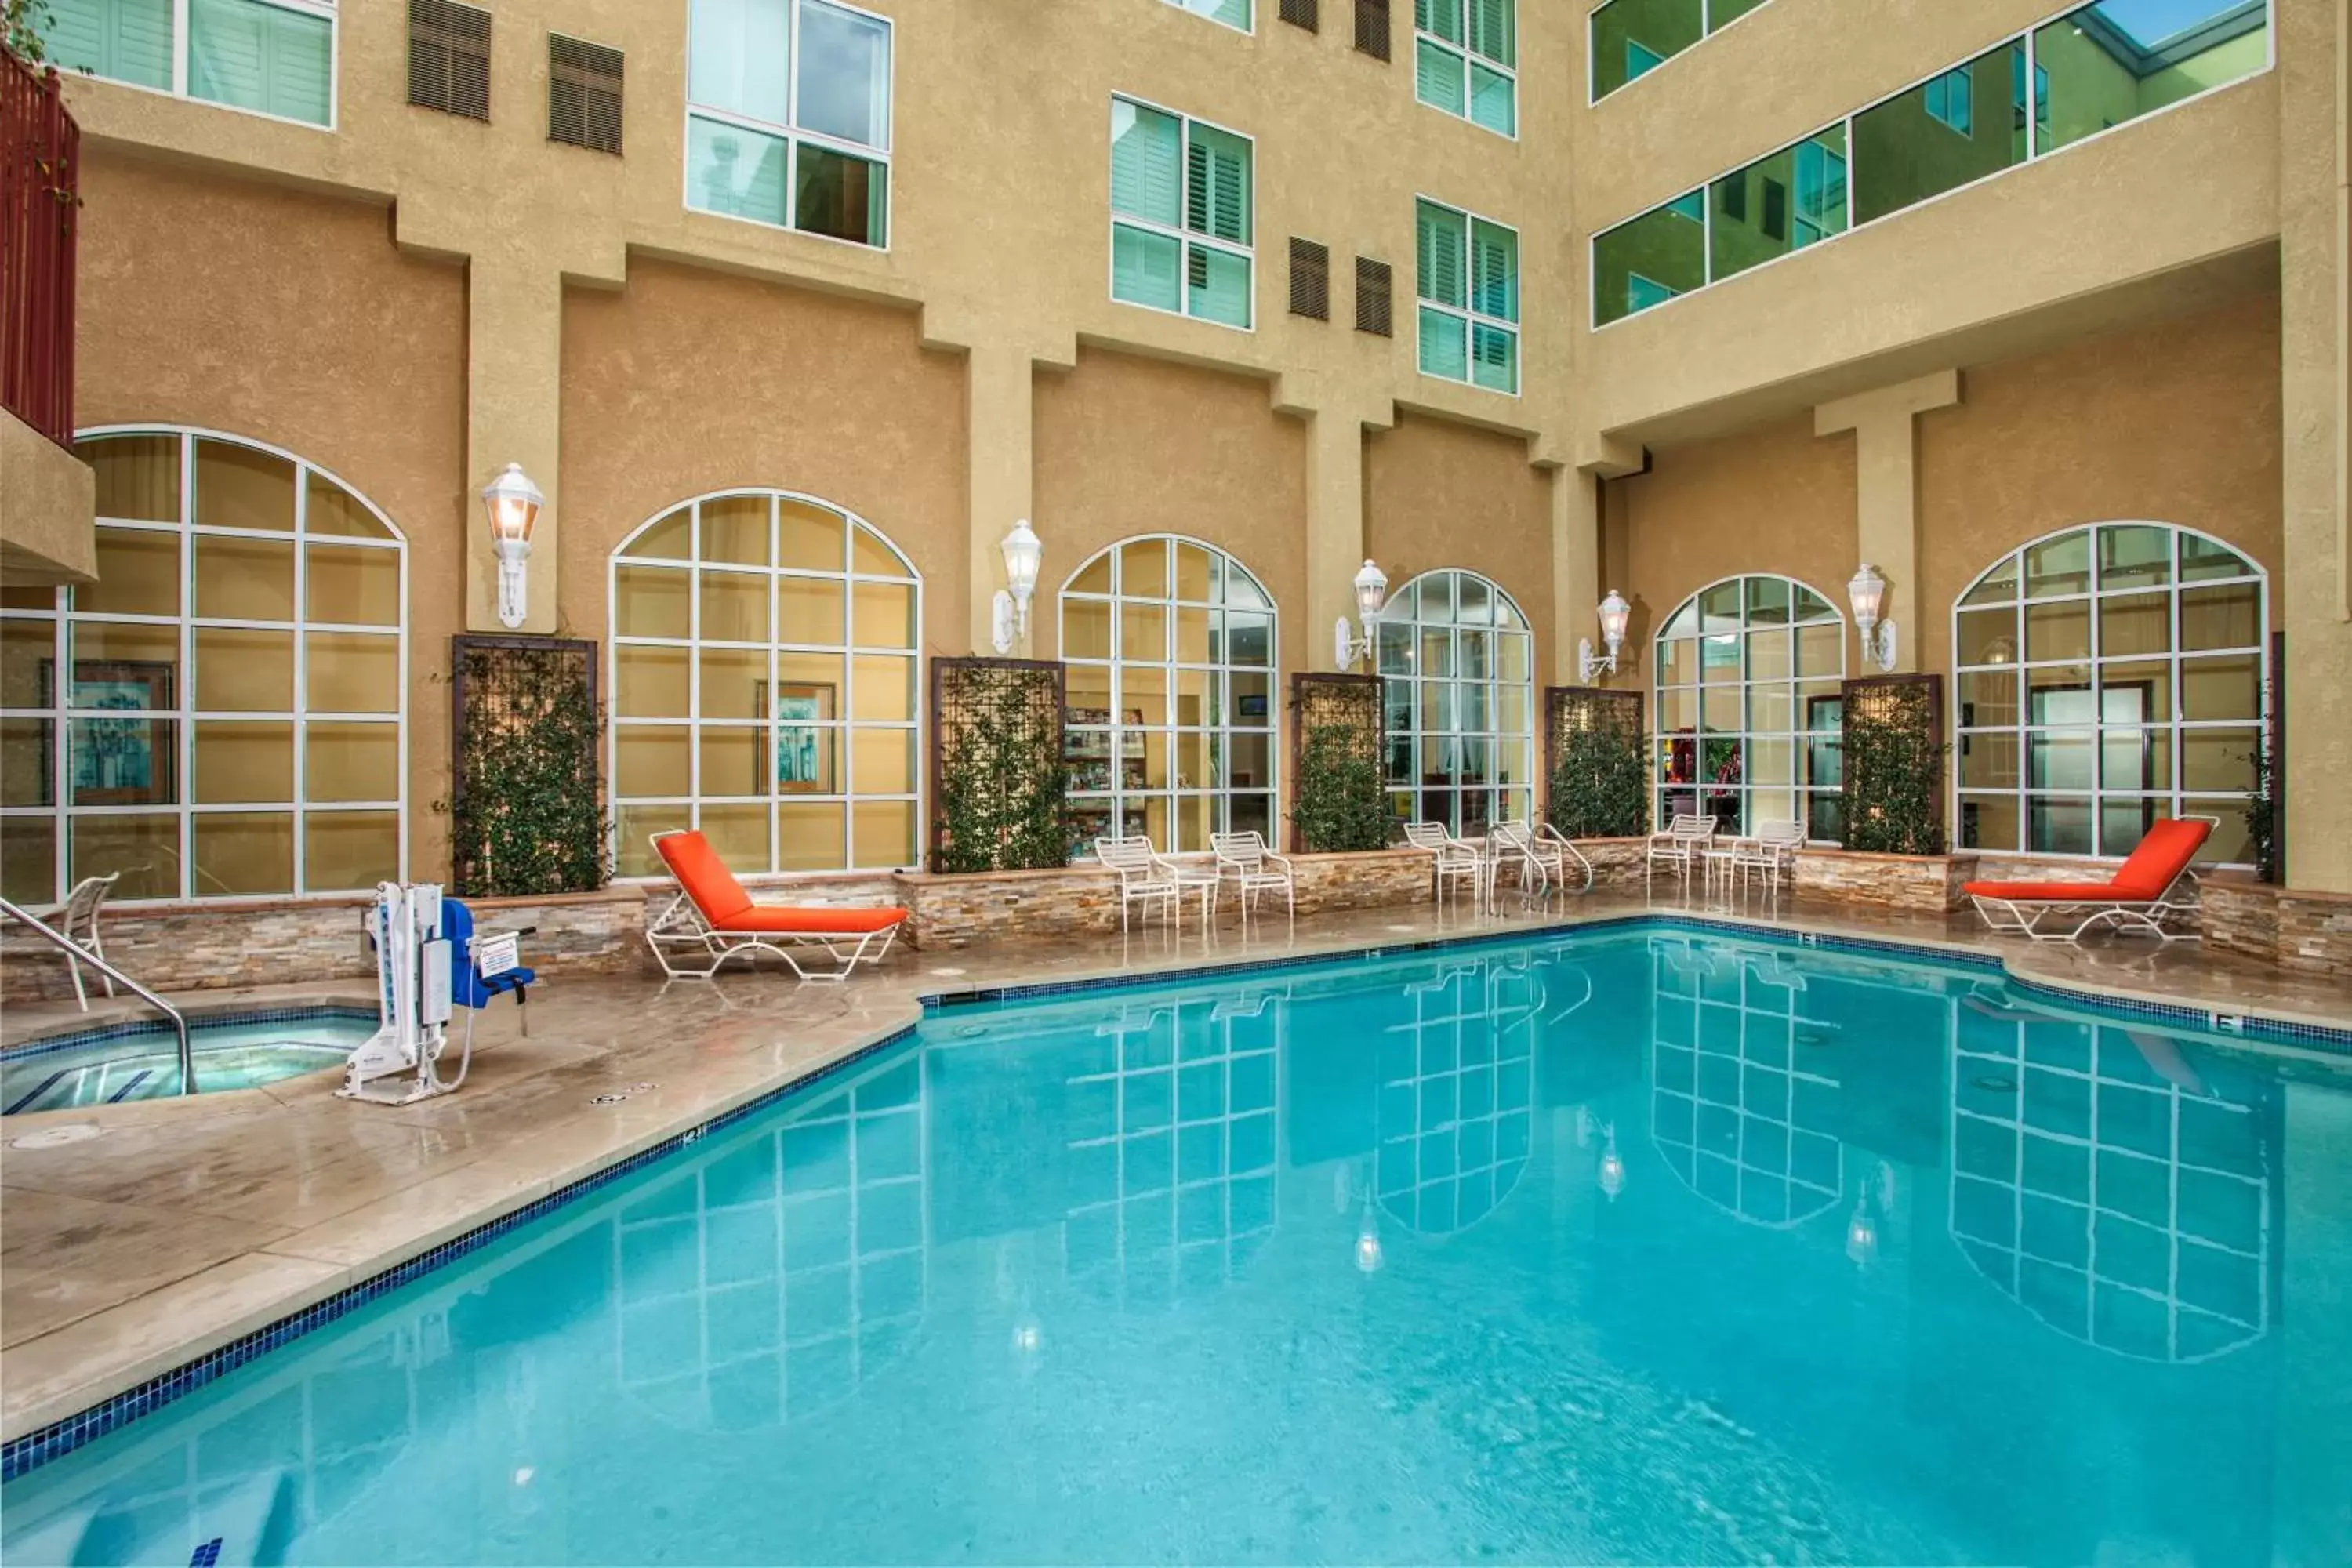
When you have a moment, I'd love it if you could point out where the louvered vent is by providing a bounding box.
[1355,256,1392,336]
[408,0,491,121]
[1354,0,1390,60]
[1279,0,1319,30]
[549,34,623,154]
[1289,238,1330,321]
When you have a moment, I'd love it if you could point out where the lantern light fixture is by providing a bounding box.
[990,519,1044,654]
[1849,563,1900,671]
[1577,590,1632,681]
[1333,558,1389,670]
[480,463,543,630]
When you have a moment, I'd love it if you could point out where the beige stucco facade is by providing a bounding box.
[17,0,2351,889]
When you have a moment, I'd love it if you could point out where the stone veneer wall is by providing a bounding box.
[1791,850,1980,912]
[2201,874,2352,976]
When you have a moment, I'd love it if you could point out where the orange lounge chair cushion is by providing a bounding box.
[655,830,908,935]
[1964,817,2211,903]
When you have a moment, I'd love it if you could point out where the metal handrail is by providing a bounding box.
[0,895,194,1096]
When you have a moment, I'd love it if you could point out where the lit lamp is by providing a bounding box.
[1578,590,1632,681]
[1597,1121,1625,1201]
[480,463,543,630]
[991,519,1044,654]
[1333,558,1389,669]
[1354,1194,1384,1275]
[1848,563,1899,672]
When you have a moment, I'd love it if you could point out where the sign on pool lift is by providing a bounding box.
[341,881,535,1106]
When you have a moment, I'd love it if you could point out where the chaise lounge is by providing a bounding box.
[1962,815,2213,944]
[647,829,909,980]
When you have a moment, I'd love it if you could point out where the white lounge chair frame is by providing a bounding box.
[644,832,902,982]
[45,872,119,1011]
[1646,815,1716,884]
[1966,816,2217,945]
[1211,830,1295,921]
[1095,835,1181,933]
[1405,822,1486,909]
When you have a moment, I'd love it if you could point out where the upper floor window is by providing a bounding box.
[1415,198,1518,393]
[1111,97,1254,330]
[1414,0,1515,136]
[39,0,336,128]
[1163,0,1252,32]
[1924,67,1973,134]
[1589,0,1769,102]
[685,0,891,249]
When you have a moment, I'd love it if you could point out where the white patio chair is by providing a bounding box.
[42,872,120,1011]
[1403,822,1486,909]
[1646,815,1716,885]
[1094,835,1180,934]
[1210,830,1295,922]
[1733,819,1806,893]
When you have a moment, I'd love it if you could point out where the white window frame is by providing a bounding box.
[1414,0,1518,140]
[1374,568,1537,837]
[0,425,408,906]
[1588,0,2278,328]
[682,0,896,252]
[1588,0,1778,104]
[40,0,340,132]
[1924,67,1973,135]
[1107,94,1257,333]
[1160,0,1254,35]
[1950,521,2268,868]
[1058,535,1280,856]
[1414,196,1520,396]
[607,488,924,880]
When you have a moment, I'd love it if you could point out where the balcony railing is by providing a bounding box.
[2,49,77,449]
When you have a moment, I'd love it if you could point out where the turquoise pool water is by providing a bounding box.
[5,931,2348,1565]
[2,1015,371,1114]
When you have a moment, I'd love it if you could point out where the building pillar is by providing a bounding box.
[967,340,1036,658]
[1814,369,1962,675]
[1306,403,1367,671]
[462,256,564,635]
[2275,0,2351,892]
[1552,465,1601,686]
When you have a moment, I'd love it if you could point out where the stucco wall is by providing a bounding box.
[1363,413,1557,661]
[71,149,469,881]
[557,259,971,655]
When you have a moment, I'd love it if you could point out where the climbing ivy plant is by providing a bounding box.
[1841,677,1947,856]
[932,659,1068,873]
[5,1,55,64]
[448,638,611,897]
[1547,724,1647,840]
[1293,723,1388,851]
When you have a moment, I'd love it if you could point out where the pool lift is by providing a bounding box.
[341,881,532,1106]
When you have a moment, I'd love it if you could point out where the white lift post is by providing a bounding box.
[341,881,468,1106]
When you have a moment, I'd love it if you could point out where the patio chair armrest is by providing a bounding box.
[1261,851,1294,873]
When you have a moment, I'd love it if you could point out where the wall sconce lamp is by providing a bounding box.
[1332,558,1389,670]
[1577,590,1632,681]
[990,519,1044,655]
[1597,1120,1625,1202]
[1849,564,1900,672]
[480,463,544,630]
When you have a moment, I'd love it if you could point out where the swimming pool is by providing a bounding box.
[1,1012,373,1114]
[4,929,2347,1563]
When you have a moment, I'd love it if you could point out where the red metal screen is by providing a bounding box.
[2,53,78,449]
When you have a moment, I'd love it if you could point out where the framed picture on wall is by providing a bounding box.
[753,681,837,793]
[41,660,177,807]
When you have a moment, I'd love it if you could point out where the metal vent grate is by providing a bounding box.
[548,34,623,154]
[1289,238,1330,321]
[1279,0,1319,29]
[1355,256,1392,336]
[1354,0,1390,60]
[408,0,491,121]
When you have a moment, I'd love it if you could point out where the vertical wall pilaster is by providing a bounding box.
[1552,466,1602,685]
[1814,369,1961,676]
[967,340,1036,656]
[463,258,564,635]
[1306,404,1367,670]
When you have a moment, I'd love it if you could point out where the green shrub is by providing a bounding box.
[1547,725,1647,839]
[1292,724,1388,852]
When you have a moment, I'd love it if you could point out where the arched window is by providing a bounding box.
[0,429,407,904]
[1059,536,1276,852]
[1653,575,1846,840]
[1952,523,2266,863]
[1375,568,1535,834]
[608,491,921,878]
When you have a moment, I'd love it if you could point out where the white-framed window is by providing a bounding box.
[1415,198,1518,394]
[608,490,922,878]
[1952,522,2266,866]
[0,428,406,905]
[684,0,892,249]
[1162,0,1252,34]
[1924,66,1973,134]
[1060,536,1277,854]
[38,0,337,128]
[1624,38,1664,81]
[1414,0,1515,136]
[1110,96,1254,330]
[1652,574,1846,841]
[1376,568,1536,836]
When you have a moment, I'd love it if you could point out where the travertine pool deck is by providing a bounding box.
[4,883,2347,1449]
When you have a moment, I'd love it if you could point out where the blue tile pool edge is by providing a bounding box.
[2,1005,380,1065]
[7,912,2345,1483]
[0,1021,920,1483]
